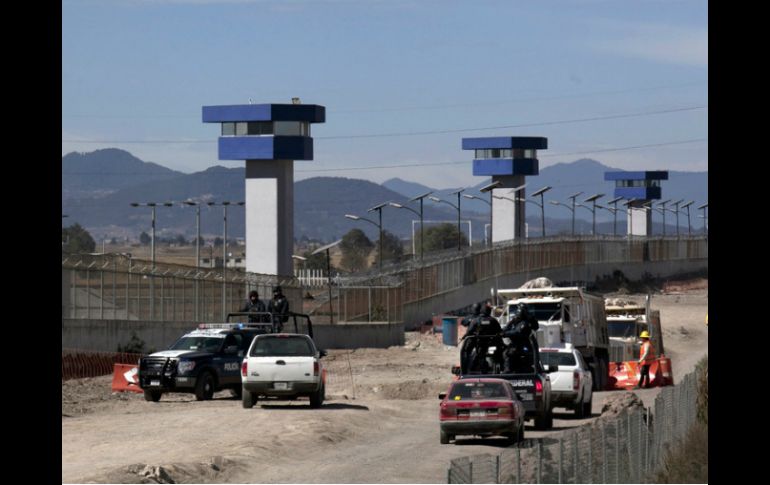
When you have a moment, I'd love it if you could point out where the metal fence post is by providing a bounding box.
[615,420,619,483]
[537,440,542,484]
[517,446,521,484]
[573,431,578,484]
[86,268,91,318]
[495,454,500,484]
[627,412,633,483]
[469,461,473,483]
[587,426,592,484]
[559,436,563,484]
[112,263,117,319]
[100,268,104,319]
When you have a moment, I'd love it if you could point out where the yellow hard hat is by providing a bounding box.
[640,331,650,339]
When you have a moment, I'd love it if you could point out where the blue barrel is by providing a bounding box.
[442,317,458,346]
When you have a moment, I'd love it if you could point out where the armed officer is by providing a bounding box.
[460,303,483,374]
[465,301,503,373]
[502,303,541,374]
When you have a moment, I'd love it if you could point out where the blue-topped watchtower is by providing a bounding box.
[604,170,668,236]
[462,136,548,241]
[203,100,325,276]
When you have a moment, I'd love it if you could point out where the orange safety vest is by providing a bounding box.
[639,341,656,365]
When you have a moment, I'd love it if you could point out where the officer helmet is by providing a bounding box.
[471,303,481,315]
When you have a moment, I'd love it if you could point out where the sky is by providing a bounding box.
[62,0,708,189]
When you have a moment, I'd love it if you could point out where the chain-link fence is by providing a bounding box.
[62,253,302,322]
[448,364,705,483]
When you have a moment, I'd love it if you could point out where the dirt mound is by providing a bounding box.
[519,277,554,289]
[86,457,241,484]
[599,391,645,418]
[366,379,446,400]
[662,278,708,294]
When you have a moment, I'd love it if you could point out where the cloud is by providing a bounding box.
[590,22,707,68]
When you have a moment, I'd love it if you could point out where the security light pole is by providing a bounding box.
[681,201,695,236]
[130,201,173,319]
[530,186,551,238]
[429,191,465,251]
[567,192,583,236]
[183,201,202,319]
[312,240,342,324]
[389,191,432,261]
[697,202,708,236]
[579,194,604,236]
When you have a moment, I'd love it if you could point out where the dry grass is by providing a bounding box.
[652,356,708,483]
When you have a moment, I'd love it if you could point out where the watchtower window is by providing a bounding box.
[221,121,309,136]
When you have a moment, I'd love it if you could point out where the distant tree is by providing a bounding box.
[109,237,117,245]
[417,223,469,252]
[374,230,404,266]
[339,228,374,272]
[174,234,187,246]
[139,232,151,245]
[213,237,224,247]
[302,249,331,271]
[62,224,96,253]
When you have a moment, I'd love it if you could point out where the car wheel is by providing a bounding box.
[242,388,257,409]
[440,428,450,445]
[195,371,215,401]
[144,390,161,402]
[309,384,324,408]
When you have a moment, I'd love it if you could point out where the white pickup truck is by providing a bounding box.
[539,344,593,418]
[241,333,327,409]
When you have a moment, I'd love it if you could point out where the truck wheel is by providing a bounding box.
[144,390,161,402]
[534,412,548,430]
[575,398,586,418]
[440,429,450,444]
[546,410,554,429]
[518,422,525,442]
[309,383,324,408]
[242,388,257,409]
[195,372,215,401]
[230,387,243,399]
[583,396,593,417]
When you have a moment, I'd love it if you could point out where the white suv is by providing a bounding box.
[241,333,327,409]
[539,345,593,418]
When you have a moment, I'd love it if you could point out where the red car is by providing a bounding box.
[438,378,526,445]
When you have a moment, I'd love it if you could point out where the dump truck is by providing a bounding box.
[494,278,611,391]
[604,296,673,389]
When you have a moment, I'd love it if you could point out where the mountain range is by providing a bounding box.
[62,149,708,243]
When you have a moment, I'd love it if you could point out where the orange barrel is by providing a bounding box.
[657,355,674,386]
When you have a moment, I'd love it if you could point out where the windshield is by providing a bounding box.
[250,336,314,357]
[449,382,509,401]
[170,336,223,353]
[539,352,577,367]
[510,302,561,322]
[608,322,640,338]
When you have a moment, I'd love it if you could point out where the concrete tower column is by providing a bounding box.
[462,137,547,244]
[203,103,325,277]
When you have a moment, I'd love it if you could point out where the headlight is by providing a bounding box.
[178,360,196,374]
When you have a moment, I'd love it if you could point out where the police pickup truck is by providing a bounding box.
[138,311,311,402]
[453,336,555,430]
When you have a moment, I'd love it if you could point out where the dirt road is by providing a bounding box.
[62,286,707,483]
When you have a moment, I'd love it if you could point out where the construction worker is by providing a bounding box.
[634,330,656,389]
